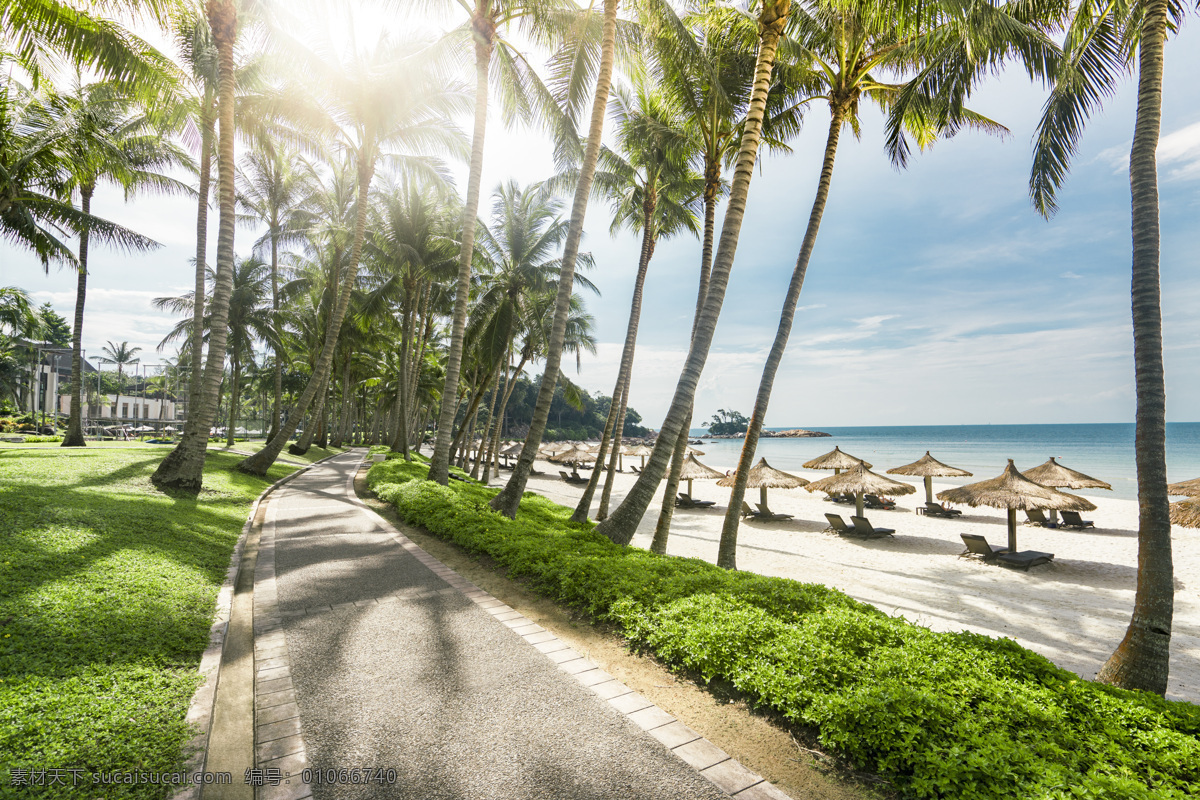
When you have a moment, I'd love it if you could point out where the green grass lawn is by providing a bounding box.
[0,449,297,798]
[215,441,347,465]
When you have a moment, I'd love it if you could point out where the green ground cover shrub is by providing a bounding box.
[368,457,1200,800]
[0,449,296,798]
[21,436,62,444]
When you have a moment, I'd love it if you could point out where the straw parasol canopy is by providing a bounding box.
[549,444,594,466]
[1170,499,1200,528]
[802,446,872,474]
[677,454,725,497]
[938,459,1096,551]
[625,443,654,468]
[717,457,809,511]
[1167,477,1200,497]
[1022,457,1111,523]
[887,451,973,504]
[806,463,915,518]
[685,446,705,456]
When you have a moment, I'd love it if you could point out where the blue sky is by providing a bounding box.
[3,5,1199,430]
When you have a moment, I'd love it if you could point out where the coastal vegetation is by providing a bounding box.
[367,456,1200,799]
[0,0,1188,708]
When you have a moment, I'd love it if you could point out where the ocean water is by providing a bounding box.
[685,423,1200,502]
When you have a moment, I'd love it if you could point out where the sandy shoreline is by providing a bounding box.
[474,452,1199,704]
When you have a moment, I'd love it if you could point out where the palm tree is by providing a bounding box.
[425,0,577,484]
[155,258,278,448]
[489,0,621,517]
[45,77,186,447]
[238,142,315,440]
[564,81,702,523]
[593,0,793,543]
[152,0,242,492]
[715,0,1044,568]
[236,33,468,475]
[98,340,141,425]
[1028,0,1182,695]
[0,286,38,336]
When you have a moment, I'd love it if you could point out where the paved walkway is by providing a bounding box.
[248,450,788,800]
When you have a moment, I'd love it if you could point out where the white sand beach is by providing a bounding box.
[487,455,1200,704]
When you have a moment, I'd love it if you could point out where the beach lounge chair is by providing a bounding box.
[1059,510,1094,529]
[864,493,896,510]
[960,533,1053,570]
[559,470,587,485]
[755,503,793,521]
[923,502,962,518]
[676,493,716,509]
[740,501,759,519]
[630,465,640,474]
[824,513,854,534]
[827,492,854,505]
[849,515,895,538]
[1025,509,1054,527]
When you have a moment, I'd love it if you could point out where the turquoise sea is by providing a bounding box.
[686,423,1200,502]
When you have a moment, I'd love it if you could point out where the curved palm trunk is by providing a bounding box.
[62,187,94,447]
[429,24,494,484]
[718,108,845,569]
[595,0,790,544]
[152,1,238,492]
[1097,0,1173,695]
[187,105,214,436]
[331,358,351,448]
[472,368,502,480]
[225,353,241,448]
[571,198,657,522]
[490,0,621,518]
[596,380,629,519]
[651,157,721,550]
[391,295,417,457]
[269,231,282,440]
[291,366,330,454]
[237,150,377,475]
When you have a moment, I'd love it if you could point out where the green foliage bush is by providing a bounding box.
[21,436,62,443]
[368,457,1200,799]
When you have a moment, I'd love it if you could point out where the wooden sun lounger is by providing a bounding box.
[755,503,793,522]
[740,501,759,519]
[824,513,853,534]
[559,470,588,485]
[1059,510,1094,529]
[849,515,894,538]
[676,493,716,509]
[1025,509,1054,527]
[922,502,962,518]
[960,533,1053,570]
[863,493,896,510]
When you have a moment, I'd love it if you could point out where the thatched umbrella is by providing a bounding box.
[1170,499,1200,528]
[625,444,653,468]
[538,442,570,458]
[803,446,872,475]
[938,459,1096,552]
[1022,457,1111,524]
[806,463,915,518]
[1167,477,1200,497]
[499,441,522,466]
[685,445,705,456]
[550,445,595,467]
[887,451,972,505]
[717,457,809,511]
[677,454,725,497]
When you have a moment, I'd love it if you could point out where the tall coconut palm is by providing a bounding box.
[716,0,1044,569]
[237,33,468,475]
[594,0,794,543]
[489,0,622,517]
[238,142,315,439]
[564,81,702,523]
[1028,0,1184,695]
[45,77,186,447]
[98,340,141,424]
[425,0,578,484]
[152,0,242,492]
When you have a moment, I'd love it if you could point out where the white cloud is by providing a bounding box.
[1095,120,1200,179]
[1061,271,1084,279]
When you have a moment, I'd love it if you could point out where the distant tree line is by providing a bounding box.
[706,408,749,436]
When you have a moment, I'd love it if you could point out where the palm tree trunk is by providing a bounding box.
[650,157,721,550]
[292,370,330,453]
[269,230,282,441]
[186,103,214,437]
[1097,0,1173,695]
[225,353,241,448]
[62,186,94,448]
[429,23,494,484]
[473,366,503,479]
[597,380,629,520]
[152,3,237,492]
[331,357,351,448]
[572,220,657,522]
[490,0,620,518]
[718,107,845,569]
[595,0,790,544]
[237,143,377,475]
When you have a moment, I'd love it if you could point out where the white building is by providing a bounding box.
[58,393,181,423]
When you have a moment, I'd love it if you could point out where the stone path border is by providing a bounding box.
[346,454,794,800]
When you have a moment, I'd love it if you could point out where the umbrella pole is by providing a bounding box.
[760,486,768,511]
[925,476,933,505]
[1008,509,1018,552]
[856,492,864,518]
[687,478,693,498]
[1049,509,1059,525]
